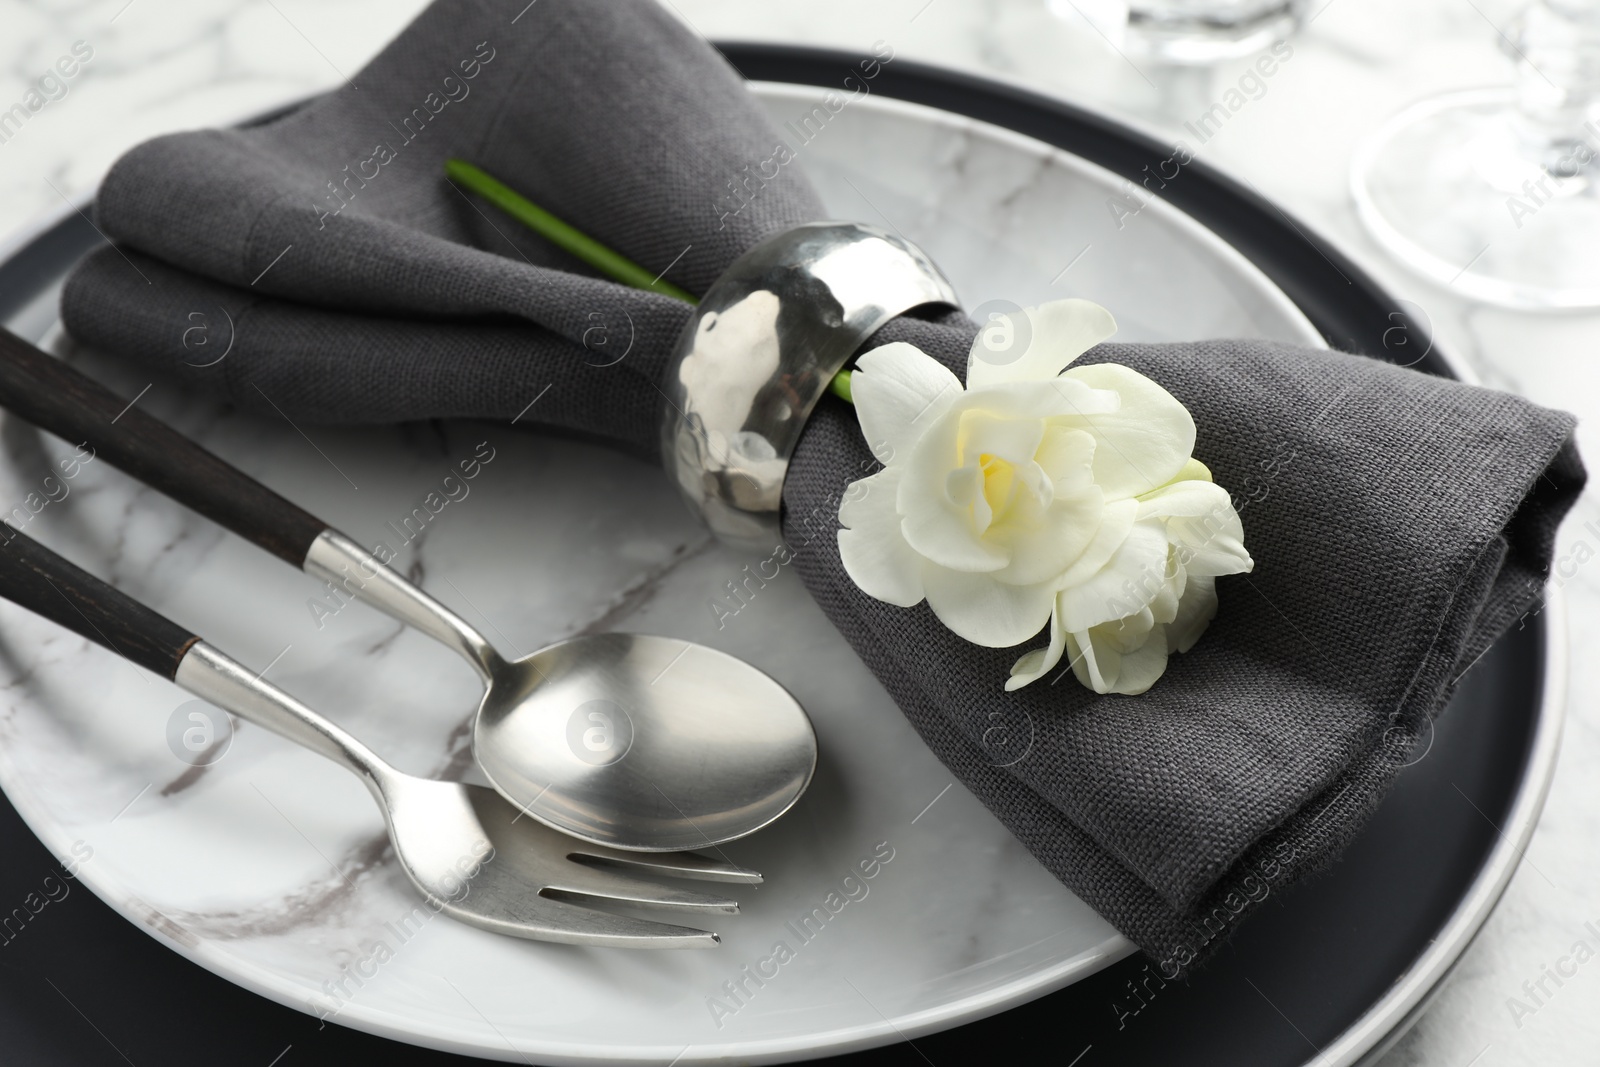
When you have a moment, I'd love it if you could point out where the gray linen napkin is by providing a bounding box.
[58,0,1583,973]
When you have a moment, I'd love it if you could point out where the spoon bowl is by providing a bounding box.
[475,632,816,852]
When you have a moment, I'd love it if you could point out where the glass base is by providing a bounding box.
[1127,0,1297,63]
[1352,87,1600,310]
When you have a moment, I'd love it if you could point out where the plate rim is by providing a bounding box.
[1315,585,1565,1067]
[746,82,1329,355]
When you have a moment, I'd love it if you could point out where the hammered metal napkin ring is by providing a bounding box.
[659,221,959,551]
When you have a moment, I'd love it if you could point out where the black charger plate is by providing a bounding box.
[0,47,1560,1067]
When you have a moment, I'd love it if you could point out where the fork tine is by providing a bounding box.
[428,784,750,945]
[526,895,724,948]
[527,898,723,949]
[422,849,727,948]
[568,848,764,885]
[543,861,741,914]
[444,889,724,949]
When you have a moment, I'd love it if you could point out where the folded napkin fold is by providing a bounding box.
[59,0,1583,972]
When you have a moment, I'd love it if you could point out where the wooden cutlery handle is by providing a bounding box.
[0,329,328,566]
[0,526,197,679]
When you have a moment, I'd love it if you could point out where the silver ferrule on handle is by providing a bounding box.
[303,530,504,681]
[659,221,959,551]
[174,641,390,788]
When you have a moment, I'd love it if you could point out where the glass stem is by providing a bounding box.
[1508,0,1600,179]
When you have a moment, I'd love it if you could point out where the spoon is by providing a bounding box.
[0,524,756,946]
[0,329,817,852]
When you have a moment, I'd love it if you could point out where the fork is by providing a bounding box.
[0,526,756,947]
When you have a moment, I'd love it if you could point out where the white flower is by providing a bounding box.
[836,298,1252,695]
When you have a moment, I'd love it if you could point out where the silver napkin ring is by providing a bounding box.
[659,221,959,551]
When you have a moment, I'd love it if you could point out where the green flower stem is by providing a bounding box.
[445,156,854,401]
[444,158,697,304]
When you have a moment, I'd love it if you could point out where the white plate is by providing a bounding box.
[0,84,1324,1065]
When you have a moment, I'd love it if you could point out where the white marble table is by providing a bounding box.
[1,0,1596,1063]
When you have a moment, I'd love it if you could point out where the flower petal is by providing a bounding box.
[1007,601,1067,690]
[1034,426,1098,495]
[967,299,1118,389]
[1166,574,1218,653]
[1140,480,1253,578]
[1055,498,1138,590]
[1149,553,1186,625]
[899,409,1009,572]
[1067,615,1172,695]
[944,463,991,533]
[851,342,963,464]
[991,486,1104,586]
[837,468,925,607]
[921,564,1056,647]
[1135,477,1232,520]
[962,378,1121,422]
[1060,363,1195,500]
[1056,517,1171,632]
[1103,606,1158,652]
[960,410,1046,467]
[1064,629,1106,692]
[1104,627,1170,695]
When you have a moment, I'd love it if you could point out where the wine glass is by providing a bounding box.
[1048,0,1301,63]
[1352,0,1600,309]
